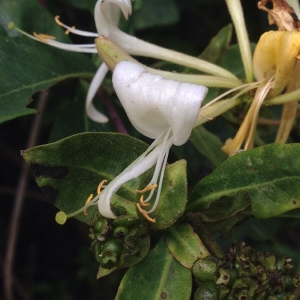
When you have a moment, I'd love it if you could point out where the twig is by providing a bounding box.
[0,257,30,300]
[184,212,224,259]
[99,88,129,135]
[4,91,48,300]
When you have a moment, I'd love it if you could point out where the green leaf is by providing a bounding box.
[165,224,210,269]
[0,0,70,40]
[132,0,179,30]
[23,133,187,228]
[0,37,95,123]
[207,213,253,237]
[116,238,192,300]
[22,133,149,224]
[199,24,232,65]
[188,144,300,219]
[0,0,97,123]
[144,160,187,230]
[220,43,256,79]
[48,81,114,143]
[190,126,227,168]
[65,0,95,14]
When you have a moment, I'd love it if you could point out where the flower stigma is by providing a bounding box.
[55,180,107,225]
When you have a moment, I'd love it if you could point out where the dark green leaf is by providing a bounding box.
[144,160,187,230]
[116,238,192,300]
[190,126,227,168]
[23,133,187,228]
[199,24,232,65]
[132,0,179,30]
[0,0,70,40]
[165,224,210,269]
[65,0,95,14]
[22,133,149,224]
[188,144,300,219]
[220,43,256,79]
[48,81,113,143]
[0,37,95,123]
[204,207,253,237]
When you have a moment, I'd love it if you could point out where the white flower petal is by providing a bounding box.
[86,63,110,123]
[112,61,208,145]
[94,0,132,35]
[98,134,169,218]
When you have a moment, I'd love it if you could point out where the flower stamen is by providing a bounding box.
[97,179,108,194]
[33,32,56,42]
[136,184,157,194]
[54,15,98,37]
[55,179,108,223]
[139,195,150,207]
[83,194,94,215]
[54,15,65,27]
[136,203,156,223]
[65,26,76,35]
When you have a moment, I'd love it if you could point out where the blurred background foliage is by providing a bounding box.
[1,0,300,299]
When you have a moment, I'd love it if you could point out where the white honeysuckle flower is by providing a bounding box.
[10,0,238,124]
[9,0,132,123]
[55,61,208,224]
[96,61,208,221]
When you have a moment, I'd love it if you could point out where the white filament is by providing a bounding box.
[97,61,208,219]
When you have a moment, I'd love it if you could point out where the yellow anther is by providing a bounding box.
[136,203,155,223]
[136,184,157,194]
[83,193,94,216]
[54,15,64,27]
[65,26,75,35]
[139,195,150,207]
[33,32,56,42]
[97,180,108,195]
[54,15,75,35]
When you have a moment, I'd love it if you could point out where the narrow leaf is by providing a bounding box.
[199,24,232,65]
[190,126,227,167]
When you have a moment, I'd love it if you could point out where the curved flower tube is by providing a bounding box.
[55,61,208,223]
[97,61,208,221]
[10,0,238,123]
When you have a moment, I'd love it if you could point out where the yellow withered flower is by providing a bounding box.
[222,0,300,154]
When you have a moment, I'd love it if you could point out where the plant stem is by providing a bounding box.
[4,91,48,300]
[184,212,224,259]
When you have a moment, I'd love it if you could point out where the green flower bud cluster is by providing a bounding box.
[89,214,148,269]
[192,242,300,300]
